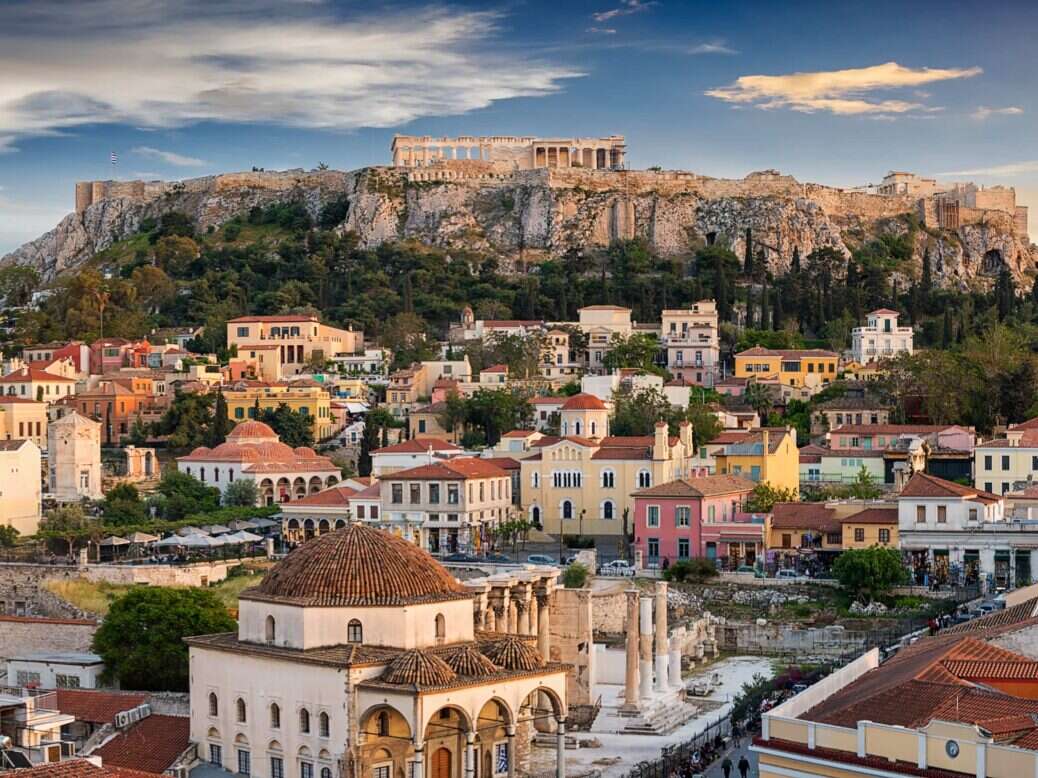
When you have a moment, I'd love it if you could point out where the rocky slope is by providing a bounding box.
[4,166,1034,288]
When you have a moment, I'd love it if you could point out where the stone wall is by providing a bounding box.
[589,581,628,634]
[80,561,232,587]
[0,614,97,660]
[548,587,594,706]
[0,563,94,619]
[717,621,871,660]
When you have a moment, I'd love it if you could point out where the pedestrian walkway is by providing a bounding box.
[703,741,757,778]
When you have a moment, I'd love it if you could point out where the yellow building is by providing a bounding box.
[839,505,898,549]
[713,427,800,495]
[226,314,363,376]
[0,398,48,451]
[222,381,335,440]
[734,347,839,389]
[520,420,698,536]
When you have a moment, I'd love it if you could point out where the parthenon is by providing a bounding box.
[390,134,627,170]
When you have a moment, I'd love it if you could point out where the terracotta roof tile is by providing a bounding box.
[92,714,190,774]
[390,458,507,480]
[6,760,152,778]
[382,649,457,686]
[560,393,607,411]
[900,472,1001,502]
[372,438,462,454]
[288,485,358,506]
[770,503,840,533]
[54,689,147,724]
[633,475,756,499]
[481,635,545,671]
[840,507,898,525]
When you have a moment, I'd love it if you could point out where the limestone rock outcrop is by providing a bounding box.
[4,166,1034,288]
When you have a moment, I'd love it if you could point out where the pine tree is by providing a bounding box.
[357,420,379,477]
[743,228,754,275]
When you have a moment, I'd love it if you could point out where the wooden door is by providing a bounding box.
[431,747,451,778]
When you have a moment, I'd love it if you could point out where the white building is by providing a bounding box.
[47,411,102,502]
[185,524,567,778]
[660,302,720,386]
[370,438,465,477]
[177,421,341,505]
[0,439,41,536]
[851,309,913,364]
[7,652,106,690]
[897,471,1038,590]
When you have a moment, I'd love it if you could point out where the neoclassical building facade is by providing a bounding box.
[187,525,569,778]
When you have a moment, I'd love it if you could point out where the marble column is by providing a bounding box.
[537,594,551,659]
[485,606,496,632]
[621,589,640,711]
[654,581,670,693]
[465,731,476,778]
[516,600,530,636]
[668,630,683,690]
[494,604,508,633]
[508,601,518,633]
[555,717,566,778]
[412,744,424,778]
[506,725,516,778]
[639,595,653,701]
[529,595,539,637]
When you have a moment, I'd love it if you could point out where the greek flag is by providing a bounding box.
[110,151,118,165]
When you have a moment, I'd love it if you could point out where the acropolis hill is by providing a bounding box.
[4,140,1035,289]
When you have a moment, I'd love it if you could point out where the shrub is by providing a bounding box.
[663,558,718,583]
[562,563,589,589]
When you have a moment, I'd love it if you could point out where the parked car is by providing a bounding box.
[526,554,558,565]
[736,565,765,578]
[598,559,636,577]
[442,552,480,563]
[775,569,802,580]
[482,553,512,563]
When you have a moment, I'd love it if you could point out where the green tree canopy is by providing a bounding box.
[154,470,221,520]
[832,546,907,603]
[223,479,260,507]
[745,482,798,513]
[93,587,236,691]
[258,404,315,447]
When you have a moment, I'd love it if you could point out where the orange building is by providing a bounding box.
[72,376,157,444]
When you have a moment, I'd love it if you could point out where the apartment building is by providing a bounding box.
[734,347,838,390]
[850,308,913,363]
[0,366,77,401]
[713,427,800,495]
[659,301,720,386]
[0,398,48,451]
[226,314,363,375]
[222,380,335,440]
[976,417,1038,495]
[379,457,513,554]
[578,305,632,371]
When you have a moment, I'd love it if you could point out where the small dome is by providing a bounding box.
[561,393,607,411]
[294,447,318,458]
[209,442,243,457]
[227,421,278,441]
[441,645,500,677]
[189,445,212,456]
[256,441,296,459]
[481,636,544,671]
[382,649,456,686]
[243,524,469,607]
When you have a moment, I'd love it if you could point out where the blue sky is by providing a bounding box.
[1,0,1035,253]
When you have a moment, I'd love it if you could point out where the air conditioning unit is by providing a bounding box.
[138,703,152,718]
[115,712,130,729]
[128,708,141,723]
[171,767,189,778]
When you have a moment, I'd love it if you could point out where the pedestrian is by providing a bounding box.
[738,755,750,778]
[721,756,733,778]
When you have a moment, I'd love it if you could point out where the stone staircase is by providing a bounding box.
[590,690,700,736]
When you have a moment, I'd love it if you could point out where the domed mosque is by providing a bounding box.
[186,524,568,778]
[177,421,341,505]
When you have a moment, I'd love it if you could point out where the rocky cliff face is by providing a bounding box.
[4,166,1035,288]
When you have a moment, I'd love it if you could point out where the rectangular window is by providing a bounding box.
[16,671,41,686]
[985,482,993,493]
[428,483,440,504]
[678,539,690,559]
[55,674,80,688]
[391,484,403,504]
[237,327,249,337]
[409,484,421,505]
[937,506,947,523]
[675,506,691,527]
[647,506,660,528]
[1002,455,1010,471]
[854,528,865,542]
[1033,455,1038,471]
[237,749,250,777]
[916,505,926,523]
[647,538,659,559]
[826,533,841,545]
[782,534,791,549]
[878,529,890,544]
[418,420,426,433]
[969,507,978,522]
[357,505,365,519]
[209,745,222,766]
[270,757,284,778]
[985,455,993,470]
[300,762,313,778]
[447,485,460,504]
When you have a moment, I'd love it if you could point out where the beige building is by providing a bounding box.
[0,366,77,402]
[521,421,697,536]
[380,458,513,555]
[578,306,633,371]
[47,411,102,502]
[0,398,48,451]
[223,381,336,441]
[227,315,363,376]
[186,525,568,778]
[0,439,41,536]
[391,133,626,169]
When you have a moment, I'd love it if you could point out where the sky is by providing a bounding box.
[0,0,1036,253]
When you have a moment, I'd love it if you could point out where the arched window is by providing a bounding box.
[591,420,597,436]
[208,692,218,717]
[574,420,582,436]
[318,712,330,738]
[531,471,539,489]
[214,467,220,482]
[435,613,446,642]
[236,698,247,724]
[561,500,573,520]
[299,708,311,734]
[200,467,206,482]
[602,500,615,520]
[377,711,389,737]
[270,703,281,729]
[321,768,332,778]
[265,615,276,644]
[347,620,362,643]
[530,505,541,526]
[601,469,615,488]
[638,470,651,489]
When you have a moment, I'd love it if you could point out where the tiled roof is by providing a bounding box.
[841,507,898,525]
[979,429,1038,448]
[770,503,839,533]
[900,472,1001,503]
[942,597,1038,635]
[501,430,536,438]
[185,631,403,668]
[241,524,469,607]
[0,439,32,451]
[227,314,317,323]
[720,427,790,455]
[390,457,508,480]
[633,475,756,498]
[870,308,900,315]
[530,396,565,405]
[92,714,190,774]
[288,485,358,506]
[54,689,147,724]
[0,614,96,626]
[482,456,521,471]
[560,393,607,411]
[481,364,508,373]
[814,397,889,411]
[372,438,462,454]
[382,649,456,685]
[736,347,838,358]
[481,635,545,671]
[5,760,156,778]
[0,397,46,405]
[0,367,76,382]
[441,645,500,677]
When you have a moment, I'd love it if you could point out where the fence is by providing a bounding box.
[623,714,731,778]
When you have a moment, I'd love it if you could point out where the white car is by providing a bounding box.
[775,569,802,580]
[598,559,636,577]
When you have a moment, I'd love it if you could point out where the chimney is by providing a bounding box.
[679,419,693,451]
[653,420,668,460]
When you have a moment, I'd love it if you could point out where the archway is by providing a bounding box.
[424,706,472,778]
[318,519,330,535]
[261,478,275,506]
[357,705,413,778]
[293,477,307,499]
[474,699,512,778]
[304,519,315,541]
[276,477,290,503]
[309,476,323,494]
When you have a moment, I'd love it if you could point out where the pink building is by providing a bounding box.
[632,474,757,567]
[827,424,975,453]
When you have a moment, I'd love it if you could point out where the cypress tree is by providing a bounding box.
[745,287,755,329]
[207,391,232,447]
[760,282,770,330]
[942,309,952,348]
[772,292,783,330]
[791,246,801,274]
[921,248,933,294]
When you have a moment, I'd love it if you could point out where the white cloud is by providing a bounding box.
[705,61,981,115]
[592,0,655,23]
[686,42,737,55]
[971,105,1024,120]
[132,146,207,167]
[587,27,618,34]
[938,160,1038,177]
[0,0,582,147]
